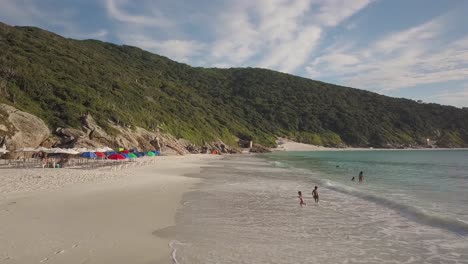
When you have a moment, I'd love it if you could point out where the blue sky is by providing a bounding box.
[1,0,468,107]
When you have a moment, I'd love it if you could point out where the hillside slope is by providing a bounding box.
[1,22,467,148]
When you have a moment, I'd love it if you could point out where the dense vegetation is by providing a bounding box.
[1,22,467,148]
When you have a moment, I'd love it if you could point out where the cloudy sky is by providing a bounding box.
[1,0,468,107]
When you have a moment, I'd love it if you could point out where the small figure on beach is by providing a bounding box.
[358,171,364,182]
[351,176,355,181]
[312,186,319,203]
[298,191,306,207]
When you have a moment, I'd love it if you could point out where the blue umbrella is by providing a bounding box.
[81,152,97,158]
[121,153,129,158]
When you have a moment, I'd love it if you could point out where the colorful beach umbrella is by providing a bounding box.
[95,152,106,158]
[108,154,126,160]
[121,153,129,158]
[121,149,130,154]
[128,153,138,159]
[147,151,156,157]
[81,152,97,158]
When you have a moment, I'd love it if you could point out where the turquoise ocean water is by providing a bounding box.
[172,151,468,263]
[266,150,468,232]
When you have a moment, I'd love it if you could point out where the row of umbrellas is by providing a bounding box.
[81,151,159,160]
[2,146,160,161]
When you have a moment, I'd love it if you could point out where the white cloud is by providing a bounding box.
[313,0,374,27]
[208,0,371,72]
[104,0,172,28]
[306,16,468,92]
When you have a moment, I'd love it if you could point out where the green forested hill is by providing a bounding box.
[1,22,467,148]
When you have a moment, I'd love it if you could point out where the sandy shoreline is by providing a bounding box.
[0,154,222,264]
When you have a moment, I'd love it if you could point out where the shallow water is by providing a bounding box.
[172,153,468,263]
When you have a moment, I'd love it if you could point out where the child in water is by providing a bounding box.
[312,186,319,203]
[298,191,306,207]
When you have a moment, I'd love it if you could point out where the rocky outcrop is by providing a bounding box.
[0,104,238,155]
[0,104,50,151]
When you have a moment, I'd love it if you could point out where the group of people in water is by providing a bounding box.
[298,171,364,206]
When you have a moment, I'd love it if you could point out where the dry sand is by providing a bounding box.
[0,154,222,264]
[273,138,336,151]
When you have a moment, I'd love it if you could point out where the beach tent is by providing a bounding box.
[147,151,156,157]
[95,152,106,158]
[81,152,97,158]
[128,153,138,159]
[108,154,126,160]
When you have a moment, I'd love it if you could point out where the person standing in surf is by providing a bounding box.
[358,171,364,182]
[298,191,306,207]
[312,186,319,203]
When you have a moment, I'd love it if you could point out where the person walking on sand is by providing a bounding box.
[298,191,306,207]
[358,171,364,182]
[312,186,319,203]
[351,176,355,181]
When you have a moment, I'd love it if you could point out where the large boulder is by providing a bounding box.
[0,104,50,151]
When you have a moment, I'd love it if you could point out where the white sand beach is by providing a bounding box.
[0,154,221,264]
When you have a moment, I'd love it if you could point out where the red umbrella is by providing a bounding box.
[121,149,130,154]
[95,152,106,158]
[108,154,126,160]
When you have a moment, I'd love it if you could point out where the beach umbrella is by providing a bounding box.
[147,151,156,157]
[128,153,138,159]
[81,152,97,158]
[154,150,161,156]
[134,152,144,157]
[108,153,126,160]
[121,149,130,154]
[121,153,129,158]
[118,147,124,152]
[95,152,106,158]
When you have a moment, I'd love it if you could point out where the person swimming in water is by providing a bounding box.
[298,191,306,207]
[312,186,319,203]
[358,171,364,182]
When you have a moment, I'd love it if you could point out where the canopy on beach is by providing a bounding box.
[95,152,106,158]
[15,147,36,152]
[81,152,97,158]
[34,147,50,152]
[128,153,138,159]
[108,154,126,160]
[147,151,156,157]
[121,149,130,154]
[74,147,89,153]
[95,147,114,152]
[121,153,129,158]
